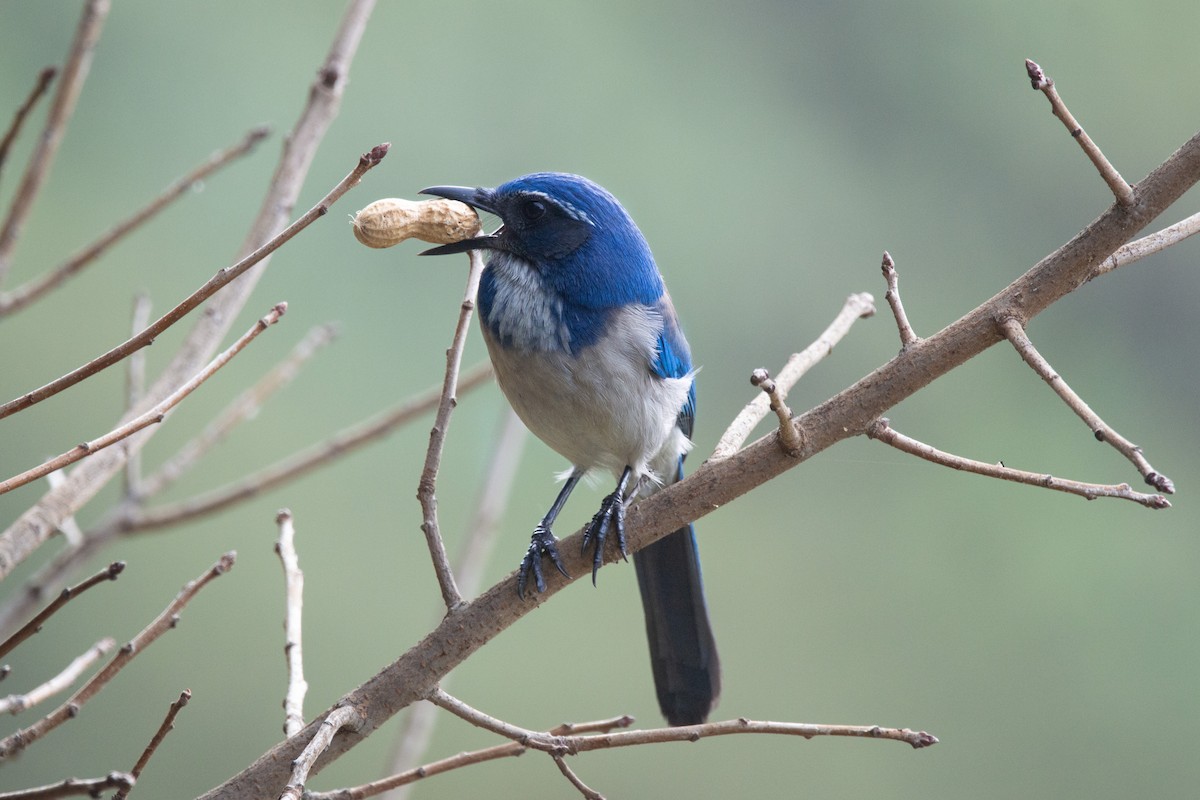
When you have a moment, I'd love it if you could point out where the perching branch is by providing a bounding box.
[198,61,1200,797]
[0,553,234,759]
[0,302,288,496]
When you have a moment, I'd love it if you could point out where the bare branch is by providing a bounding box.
[0,552,235,759]
[136,322,339,500]
[712,292,874,459]
[1025,58,1134,206]
[124,292,153,497]
[0,145,385,421]
[0,561,124,660]
[278,706,364,800]
[0,0,110,285]
[1090,209,1200,280]
[0,638,114,715]
[550,754,603,800]
[866,419,1170,508]
[0,303,288,496]
[417,250,487,612]
[0,0,377,590]
[381,409,526,800]
[881,251,919,347]
[0,127,271,317]
[0,771,134,800]
[0,67,56,180]
[275,509,307,738]
[308,741,528,800]
[999,317,1174,493]
[114,689,191,800]
[749,369,802,457]
[199,82,1200,800]
[120,361,492,533]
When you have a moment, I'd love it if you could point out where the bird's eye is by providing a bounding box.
[522,199,547,222]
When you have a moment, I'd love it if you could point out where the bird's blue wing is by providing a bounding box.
[650,302,695,439]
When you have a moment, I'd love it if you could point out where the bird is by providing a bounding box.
[419,172,720,726]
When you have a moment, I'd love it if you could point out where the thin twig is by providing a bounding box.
[119,362,492,533]
[866,419,1170,508]
[1025,58,1134,206]
[318,716,634,800]
[124,293,152,497]
[383,409,526,800]
[417,250,487,612]
[275,509,307,737]
[114,689,191,800]
[0,127,271,317]
[279,705,364,800]
[0,771,134,800]
[0,552,235,759]
[0,638,114,715]
[0,67,56,179]
[0,0,110,286]
[0,144,388,421]
[712,292,874,459]
[0,303,288,496]
[308,741,528,800]
[551,754,603,800]
[999,317,1174,493]
[136,322,340,500]
[749,369,803,456]
[0,561,124,660]
[881,251,919,347]
[1089,209,1200,280]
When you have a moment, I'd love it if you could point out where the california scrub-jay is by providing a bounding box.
[420,173,719,726]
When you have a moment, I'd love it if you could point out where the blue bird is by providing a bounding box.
[420,173,720,725]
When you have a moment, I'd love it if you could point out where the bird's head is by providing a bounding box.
[419,173,636,259]
[420,173,662,307]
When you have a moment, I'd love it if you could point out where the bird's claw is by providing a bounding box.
[517,525,570,599]
[581,490,628,584]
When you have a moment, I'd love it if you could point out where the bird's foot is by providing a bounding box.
[581,490,627,584]
[517,524,571,598]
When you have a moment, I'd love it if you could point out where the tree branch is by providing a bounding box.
[0,0,109,285]
[0,67,56,181]
[114,690,191,800]
[196,78,1200,800]
[0,126,270,317]
[0,561,123,660]
[0,303,288,497]
[0,0,377,586]
[0,552,234,759]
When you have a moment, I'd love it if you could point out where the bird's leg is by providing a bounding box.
[582,466,634,584]
[517,471,582,598]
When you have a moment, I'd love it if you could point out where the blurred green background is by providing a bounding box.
[2,1,1198,797]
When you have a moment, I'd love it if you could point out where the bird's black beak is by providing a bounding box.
[418,184,501,255]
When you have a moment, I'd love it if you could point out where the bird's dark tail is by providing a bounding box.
[633,518,720,726]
